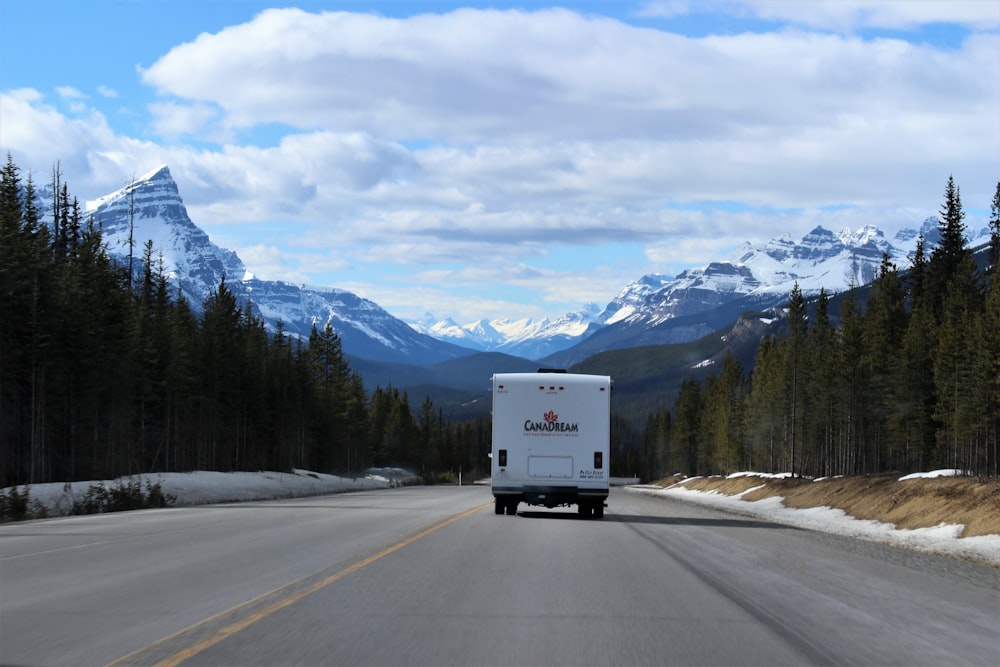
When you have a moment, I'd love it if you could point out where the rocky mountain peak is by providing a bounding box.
[81,167,469,365]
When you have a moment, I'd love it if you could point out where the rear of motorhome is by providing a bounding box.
[490,371,612,518]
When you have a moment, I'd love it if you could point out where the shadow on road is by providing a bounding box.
[516,510,794,529]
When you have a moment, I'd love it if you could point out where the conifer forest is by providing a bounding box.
[2,155,998,488]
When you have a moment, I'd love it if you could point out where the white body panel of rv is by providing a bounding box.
[490,372,612,518]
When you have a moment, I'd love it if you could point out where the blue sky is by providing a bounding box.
[2,1,998,325]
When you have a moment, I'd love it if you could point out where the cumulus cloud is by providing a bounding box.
[138,7,998,148]
[148,101,221,140]
[3,5,999,322]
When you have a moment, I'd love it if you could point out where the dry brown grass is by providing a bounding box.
[652,474,1000,538]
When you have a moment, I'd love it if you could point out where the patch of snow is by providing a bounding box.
[4,468,420,517]
[899,468,963,480]
[629,471,1000,566]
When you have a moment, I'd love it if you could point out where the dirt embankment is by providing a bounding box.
[653,474,1000,538]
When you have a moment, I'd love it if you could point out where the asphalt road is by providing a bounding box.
[1,485,997,666]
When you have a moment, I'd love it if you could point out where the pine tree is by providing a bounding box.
[989,181,1000,273]
[706,352,747,474]
[165,289,200,472]
[897,297,938,470]
[862,255,907,470]
[672,377,703,476]
[927,175,969,320]
[806,289,838,476]
[0,155,23,485]
[308,322,353,471]
[785,283,807,476]
[983,274,1000,475]
[417,396,437,478]
[642,408,670,481]
[199,276,243,470]
[745,335,784,473]
[836,288,866,474]
[932,253,982,471]
[918,176,982,472]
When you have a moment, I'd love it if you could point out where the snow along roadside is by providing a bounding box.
[627,472,1000,567]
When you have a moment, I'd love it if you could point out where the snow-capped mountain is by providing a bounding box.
[609,224,907,331]
[539,218,992,366]
[82,166,471,365]
[419,215,989,364]
[85,165,247,299]
[67,165,991,368]
[412,303,606,360]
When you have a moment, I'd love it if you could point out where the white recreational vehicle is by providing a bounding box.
[490,370,612,518]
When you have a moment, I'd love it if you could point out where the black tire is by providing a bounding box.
[505,501,518,515]
[495,499,504,515]
[593,504,604,519]
[578,503,592,517]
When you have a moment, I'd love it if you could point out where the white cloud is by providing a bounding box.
[56,86,86,99]
[636,1,692,19]
[134,10,998,186]
[148,101,221,140]
[3,6,999,323]
[235,244,312,285]
[639,0,1000,31]
[738,0,1000,31]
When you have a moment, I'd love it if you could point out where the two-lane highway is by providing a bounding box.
[1,486,997,666]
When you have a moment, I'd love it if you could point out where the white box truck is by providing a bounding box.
[490,370,612,518]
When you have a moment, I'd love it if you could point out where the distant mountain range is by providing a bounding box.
[67,166,989,379]
[419,217,989,365]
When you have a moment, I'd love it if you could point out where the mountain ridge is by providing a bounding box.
[70,166,990,369]
[80,166,473,365]
[422,217,989,362]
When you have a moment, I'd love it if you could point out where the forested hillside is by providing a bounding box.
[0,156,488,488]
[632,177,1000,481]
[2,159,997,490]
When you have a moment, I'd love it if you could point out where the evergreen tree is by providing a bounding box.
[642,408,669,481]
[932,252,985,472]
[983,274,1000,475]
[836,288,866,474]
[897,297,939,470]
[672,377,702,476]
[0,155,24,485]
[805,289,839,476]
[989,181,1000,274]
[745,335,784,473]
[862,255,907,470]
[308,322,353,470]
[926,175,969,319]
[784,283,808,476]
[907,233,928,307]
[165,289,200,472]
[199,276,243,470]
[706,352,747,474]
[417,396,438,478]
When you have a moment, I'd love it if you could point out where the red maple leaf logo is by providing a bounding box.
[544,410,558,423]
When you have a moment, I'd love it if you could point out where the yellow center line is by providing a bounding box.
[108,501,491,667]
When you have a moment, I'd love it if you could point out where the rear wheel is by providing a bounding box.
[577,503,592,518]
[505,500,518,515]
[593,504,604,519]
[494,499,504,515]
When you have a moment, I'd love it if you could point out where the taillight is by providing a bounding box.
[594,452,603,469]
[499,449,507,467]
